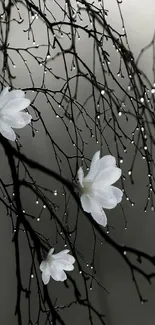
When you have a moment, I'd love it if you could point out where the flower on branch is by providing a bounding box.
[40,248,75,284]
[78,151,123,227]
[0,87,32,141]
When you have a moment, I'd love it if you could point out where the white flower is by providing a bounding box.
[78,151,123,227]
[0,87,32,141]
[40,248,75,284]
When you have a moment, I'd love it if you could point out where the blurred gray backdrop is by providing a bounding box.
[0,1,155,325]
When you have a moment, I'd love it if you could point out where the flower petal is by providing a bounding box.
[63,255,75,264]
[53,250,75,265]
[84,151,100,181]
[0,87,11,110]
[0,87,10,98]
[90,199,107,227]
[2,112,32,129]
[94,188,118,209]
[80,194,92,213]
[50,265,67,282]
[48,248,55,256]
[57,270,67,282]
[40,260,49,272]
[40,261,51,284]
[93,167,122,188]
[110,186,123,203]
[77,167,84,187]
[0,88,26,110]
[0,120,16,141]
[7,89,25,100]
[97,155,116,172]
[53,250,70,259]
[53,260,74,271]
[1,98,31,113]
[42,272,50,285]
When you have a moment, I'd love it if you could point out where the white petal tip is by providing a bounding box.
[77,167,84,187]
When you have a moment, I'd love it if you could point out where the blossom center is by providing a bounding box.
[47,255,54,265]
[82,180,93,195]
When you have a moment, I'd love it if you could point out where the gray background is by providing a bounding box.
[0,1,155,324]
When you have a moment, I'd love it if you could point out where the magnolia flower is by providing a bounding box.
[78,151,123,227]
[40,248,75,284]
[0,87,32,141]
